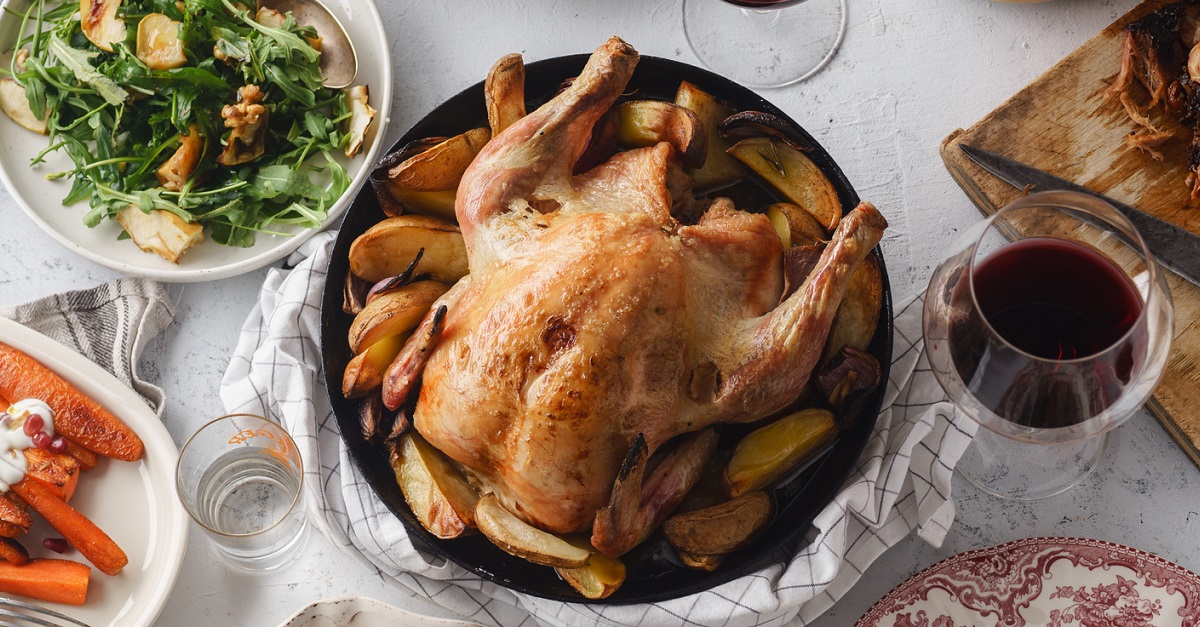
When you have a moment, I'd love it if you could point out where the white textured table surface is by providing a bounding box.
[7,0,1198,625]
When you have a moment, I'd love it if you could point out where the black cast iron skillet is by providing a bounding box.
[320,53,893,604]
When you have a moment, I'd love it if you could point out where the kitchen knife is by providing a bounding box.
[959,143,1200,287]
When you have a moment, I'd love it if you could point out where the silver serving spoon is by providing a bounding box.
[257,0,358,89]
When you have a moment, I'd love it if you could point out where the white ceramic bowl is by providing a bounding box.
[0,0,392,281]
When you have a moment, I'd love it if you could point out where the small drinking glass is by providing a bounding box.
[923,191,1173,500]
[176,414,309,570]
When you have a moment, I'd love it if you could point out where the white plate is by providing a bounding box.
[277,596,482,627]
[856,537,1200,626]
[0,316,188,626]
[0,0,393,282]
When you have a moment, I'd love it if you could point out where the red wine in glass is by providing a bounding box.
[720,0,808,7]
[949,237,1145,429]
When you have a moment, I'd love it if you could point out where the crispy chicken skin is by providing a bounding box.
[403,38,886,549]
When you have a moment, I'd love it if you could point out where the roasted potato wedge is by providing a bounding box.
[348,280,447,353]
[385,127,490,193]
[728,137,841,232]
[81,0,126,52]
[725,409,837,497]
[674,81,743,192]
[390,189,458,221]
[475,493,591,568]
[348,215,468,283]
[0,79,47,134]
[823,256,883,360]
[663,491,772,556]
[486,53,526,136]
[615,100,707,168]
[341,332,407,398]
[766,202,827,249]
[390,432,478,539]
[556,537,626,600]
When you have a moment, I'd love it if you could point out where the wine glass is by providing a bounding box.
[923,191,1173,500]
[682,0,847,88]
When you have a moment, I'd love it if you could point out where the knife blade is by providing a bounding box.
[959,143,1200,287]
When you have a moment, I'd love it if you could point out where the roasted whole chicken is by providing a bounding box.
[382,37,887,557]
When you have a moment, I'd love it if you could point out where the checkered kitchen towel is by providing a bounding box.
[0,278,175,414]
[221,231,976,627]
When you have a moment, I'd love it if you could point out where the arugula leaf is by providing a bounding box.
[20,0,364,252]
[248,164,324,200]
[46,35,128,106]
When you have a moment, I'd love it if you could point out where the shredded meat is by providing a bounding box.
[1111,2,1200,204]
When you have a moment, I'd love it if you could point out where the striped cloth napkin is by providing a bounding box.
[0,279,175,414]
[221,231,976,627]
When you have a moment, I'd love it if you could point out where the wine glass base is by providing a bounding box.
[957,428,1108,501]
[682,0,847,88]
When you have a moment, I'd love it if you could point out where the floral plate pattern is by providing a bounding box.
[855,537,1200,627]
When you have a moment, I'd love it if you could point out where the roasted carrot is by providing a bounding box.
[0,493,30,537]
[0,538,28,566]
[63,440,99,472]
[0,342,143,461]
[11,478,126,575]
[0,558,89,605]
[23,449,80,502]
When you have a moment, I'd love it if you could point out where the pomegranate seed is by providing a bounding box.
[42,538,69,554]
[31,432,50,450]
[23,415,42,436]
[48,437,68,454]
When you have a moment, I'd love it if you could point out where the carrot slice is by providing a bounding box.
[0,493,31,536]
[63,440,99,472]
[0,558,89,605]
[11,479,126,575]
[0,538,28,566]
[0,342,143,461]
[23,449,80,503]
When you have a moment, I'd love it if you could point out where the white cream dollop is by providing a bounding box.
[0,399,56,492]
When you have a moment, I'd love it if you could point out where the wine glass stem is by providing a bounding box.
[742,8,782,28]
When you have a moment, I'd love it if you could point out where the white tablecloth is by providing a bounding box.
[9,1,1195,626]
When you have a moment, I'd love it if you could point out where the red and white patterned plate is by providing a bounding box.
[856,537,1200,627]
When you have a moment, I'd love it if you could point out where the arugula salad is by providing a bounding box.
[0,0,375,262]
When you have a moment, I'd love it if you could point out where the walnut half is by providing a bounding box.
[217,85,268,166]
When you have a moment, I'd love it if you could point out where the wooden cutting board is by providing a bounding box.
[941,0,1200,469]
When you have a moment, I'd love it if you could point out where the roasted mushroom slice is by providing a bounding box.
[114,205,204,263]
[0,79,47,134]
[155,125,203,192]
[344,85,375,158]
